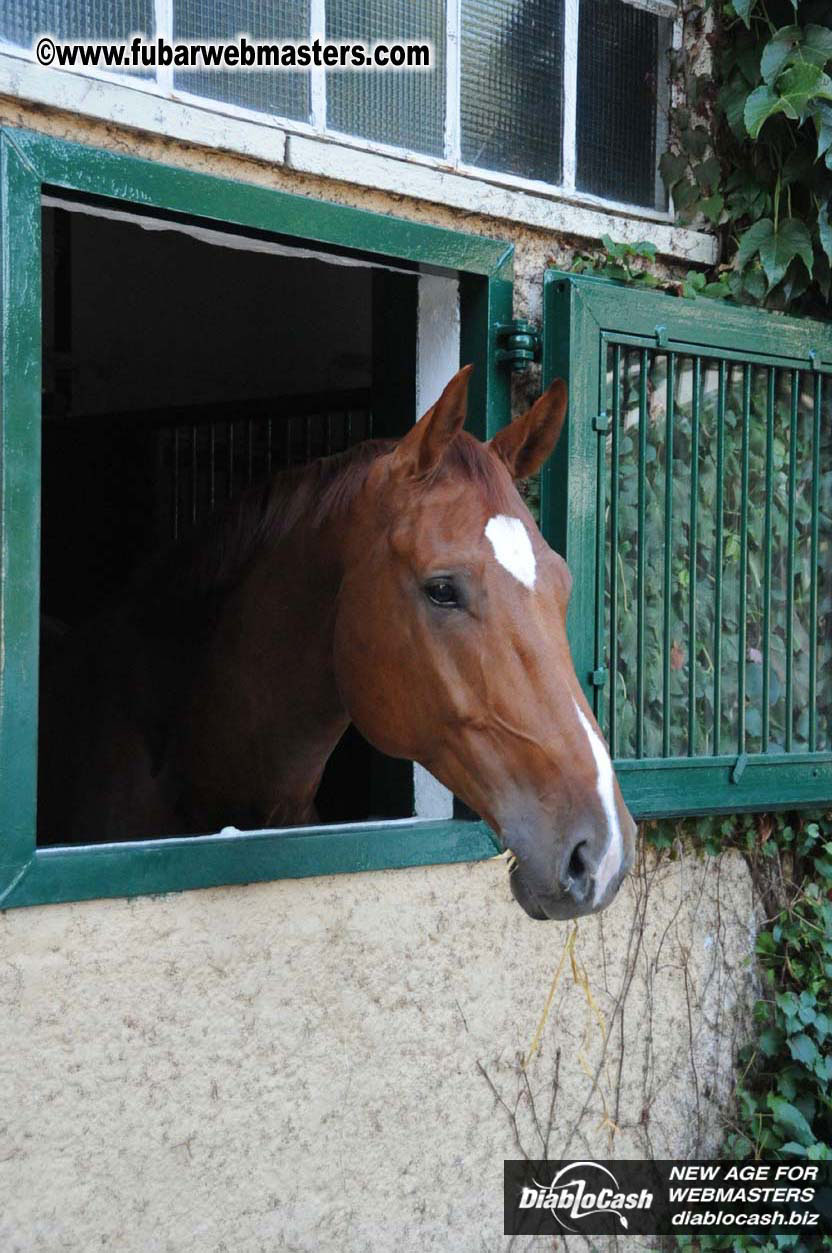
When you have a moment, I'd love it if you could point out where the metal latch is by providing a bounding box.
[731,753,748,784]
[495,320,541,372]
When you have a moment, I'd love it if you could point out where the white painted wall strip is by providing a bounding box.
[562,0,579,194]
[153,0,174,96]
[308,0,327,132]
[287,135,718,264]
[444,0,462,165]
[413,273,460,822]
[622,0,679,16]
[0,54,287,164]
[0,49,717,264]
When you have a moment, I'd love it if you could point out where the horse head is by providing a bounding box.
[333,366,637,920]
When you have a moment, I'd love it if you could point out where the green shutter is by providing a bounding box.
[542,272,832,819]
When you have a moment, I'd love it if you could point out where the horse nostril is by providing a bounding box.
[568,842,587,880]
[561,839,591,900]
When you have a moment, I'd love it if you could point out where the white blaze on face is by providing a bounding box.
[484,515,536,589]
[573,701,623,905]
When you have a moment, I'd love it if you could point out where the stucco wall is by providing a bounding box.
[1,845,755,1252]
[0,101,755,1253]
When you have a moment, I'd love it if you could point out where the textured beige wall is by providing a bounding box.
[1,846,755,1252]
[0,100,755,1253]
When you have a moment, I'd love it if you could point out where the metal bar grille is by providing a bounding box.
[158,391,372,541]
[602,342,831,763]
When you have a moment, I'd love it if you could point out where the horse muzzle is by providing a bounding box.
[506,823,636,921]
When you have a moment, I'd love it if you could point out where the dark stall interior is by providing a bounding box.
[38,201,418,841]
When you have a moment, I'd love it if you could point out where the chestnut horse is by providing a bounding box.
[38,367,636,920]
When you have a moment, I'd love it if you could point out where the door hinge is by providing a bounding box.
[589,668,607,688]
[495,320,541,372]
[592,412,610,433]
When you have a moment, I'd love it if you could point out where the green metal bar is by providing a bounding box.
[611,751,832,821]
[662,352,675,758]
[554,272,832,375]
[459,272,512,441]
[636,349,648,758]
[15,127,513,280]
[2,819,500,911]
[609,345,622,756]
[541,274,602,702]
[594,337,608,729]
[738,366,751,755]
[809,372,822,750]
[604,331,832,374]
[785,371,798,753]
[0,134,42,894]
[761,368,775,748]
[688,357,700,756]
[713,361,726,756]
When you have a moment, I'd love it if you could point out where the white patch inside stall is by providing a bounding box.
[413,273,459,822]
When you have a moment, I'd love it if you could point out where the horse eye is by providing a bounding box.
[424,578,460,608]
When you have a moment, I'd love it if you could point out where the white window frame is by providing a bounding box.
[0,0,716,264]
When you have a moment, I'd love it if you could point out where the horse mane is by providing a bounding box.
[133,428,512,609]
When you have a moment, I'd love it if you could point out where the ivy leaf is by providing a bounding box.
[788,1033,818,1066]
[816,250,832,302]
[802,24,832,69]
[671,179,700,212]
[818,201,832,265]
[745,85,790,138]
[701,194,725,224]
[758,1026,784,1056]
[776,990,800,1022]
[758,219,814,286]
[659,151,687,188]
[767,1094,814,1147]
[682,127,710,159]
[742,266,768,301]
[777,64,832,120]
[694,156,722,190]
[814,1054,832,1082]
[747,66,832,137]
[760,26,802,85]
[720,72,751,138]
[733,0,756,28]
[736,217,774,269]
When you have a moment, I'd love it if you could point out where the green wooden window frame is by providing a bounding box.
[0,126,515,909]
[542,271,832,820]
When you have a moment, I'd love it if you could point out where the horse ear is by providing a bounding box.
[391,365,473,479]
[488,379,568,480]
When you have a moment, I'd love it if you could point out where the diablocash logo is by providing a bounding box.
[518,1161,654,1233]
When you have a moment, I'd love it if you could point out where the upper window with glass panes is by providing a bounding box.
[1,0,675,212]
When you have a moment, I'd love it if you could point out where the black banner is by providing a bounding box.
[504,1159,832,1236]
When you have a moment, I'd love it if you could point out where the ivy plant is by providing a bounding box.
[661,0,832,314]
[564,11,832,1243]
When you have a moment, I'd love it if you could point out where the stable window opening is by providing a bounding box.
[37,198,453,845]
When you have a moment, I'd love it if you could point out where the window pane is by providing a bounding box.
[576,0,669,209]
[326,0,446,156]
[173,0,311,122]
[1,0,155,77]
[461,0,563,184]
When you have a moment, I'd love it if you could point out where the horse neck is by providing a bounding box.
[178,465,365,828]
